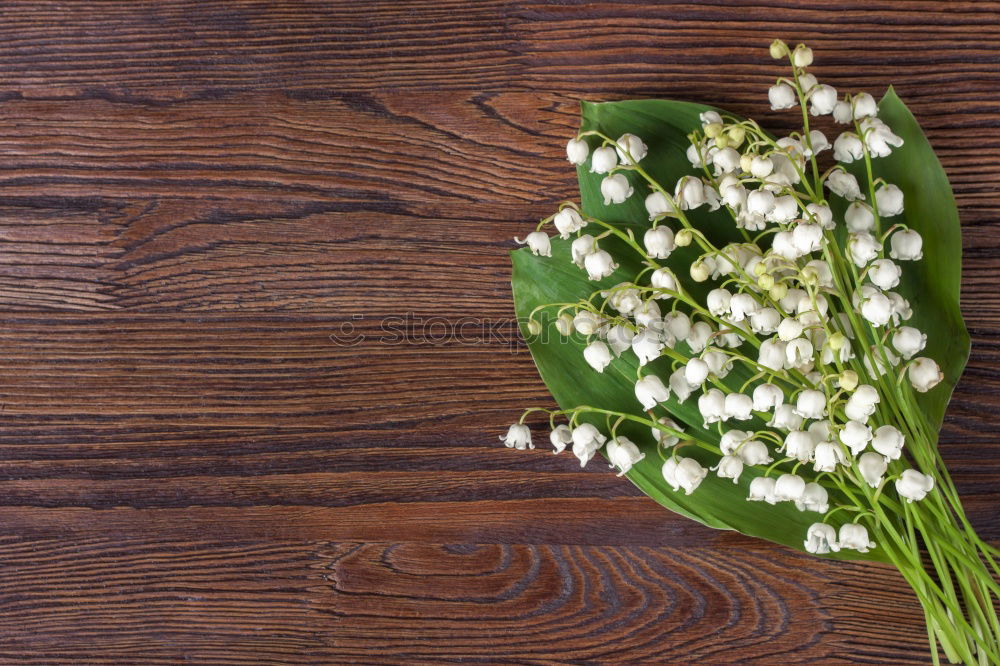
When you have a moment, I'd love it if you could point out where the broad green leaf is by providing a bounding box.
[511,94,963,562]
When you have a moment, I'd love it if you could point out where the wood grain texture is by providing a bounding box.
[0,1,997,663]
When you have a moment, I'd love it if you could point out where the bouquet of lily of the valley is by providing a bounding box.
[503,40,998,664]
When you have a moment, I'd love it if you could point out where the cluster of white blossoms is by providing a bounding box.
[505,41,942,556]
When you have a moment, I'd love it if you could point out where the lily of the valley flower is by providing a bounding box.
[838,523,875,552]
[896,469,935,502]
[605,436,645,476]
[566,138,589,165]
[662,456,707,495]
[501,423,533,450]
[516,231,551,257]
[909,357,943,392]
[805,523,840,554]
[583,340,613,372]
[601,173,633,205]
[635,374,670,410]
[571,424,606,467]
[549,424,573,453]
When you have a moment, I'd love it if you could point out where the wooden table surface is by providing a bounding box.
[0,2,997,663]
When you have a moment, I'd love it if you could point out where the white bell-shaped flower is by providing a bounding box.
[634,300,662,331]
[516,231,551,257]
[583,340,613,372]
[848,232,881,268]
[809,84,837,115]
[631,329,664,366]
[746,189,776,216]
[719,429,751,455]
[738,439,772,466]
[769,82,797,110]
[782,430,815,463]
[566,138,589,165]
[769,195,799,224]
[714,455,744,483]
[750,155,773,178]
[833,132,865,163]
[663,311,692,341]
[832,100,853,124]
[752,383,784,412]
[869,258,902,290]
[604,283,641,314]
[590,146,618,173]
[771,230,802,260]
[805,259,835,288]
[650,268,677,298]
[686,321,714,354]
[605,436,645,476]
[838,523,875,553]
[711,147,741,175]
[872,425,905,460]
[808,420,832,443]
[770,403,804,431]
[792,223,824,254]
[605,324,634,357]
[645,191,672,220]
[861,290,893,326]
[806,202,834,230]
[909,357,943,392]
[724,392,754,421]
[698,388,727,427]
[571,423,606,467]
[892,326,926,360]
[864,345,900,378]
[805,523,839,554]
[777,317,804,342]
[549,424,572,454]
[571,234,596,267]
[890,229,923,261]
[858,451,888,488]
[845,385,880,422]
[674,176,706,210]
[635,374,670,410]
[748,476,777,503]
[806,129,830,156]
[501,423,533,450]
[584,249,618,281]
[860,117,904,157]
[845,202,875,233]
[798,73,818,93]
[888,292,913,325]
[896,469,935,502]
[839,420,873,455]
[726,293,756,322]
[786,338,814,368]
[774,473,807,501]
[601,173,633,205]
[572,310,604,336]
[825,169,864,201]
[663,457,707,495]
[552,208,586,239]
[875,183,904,216]
[796,483,829,513]
[644,226,675,259]
[758,338,787,371]
[669,368,693,403]
[706,288,732,317]
[652,416,682,447]
[615,133,648,164]
[703,350,733,379]
[794,389,827,420]
[852,92,878,119]
[750,307,781,335]
[813,441,846,472]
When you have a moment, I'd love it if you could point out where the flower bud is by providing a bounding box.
[838,369,859,391]
[908,357,943,392]
[566,138,589,165]
[757,274,775,291]
[769,39,788,60]
[769,282,788,301]
[549,424,572,454]
[727,126,746,147]
[690,260,710,282]
[526,319,542,336]
[792,44,814,67]
[674,228,693,247]
[555,313,574,336]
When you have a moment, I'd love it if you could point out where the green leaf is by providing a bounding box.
[845,88,969,437]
